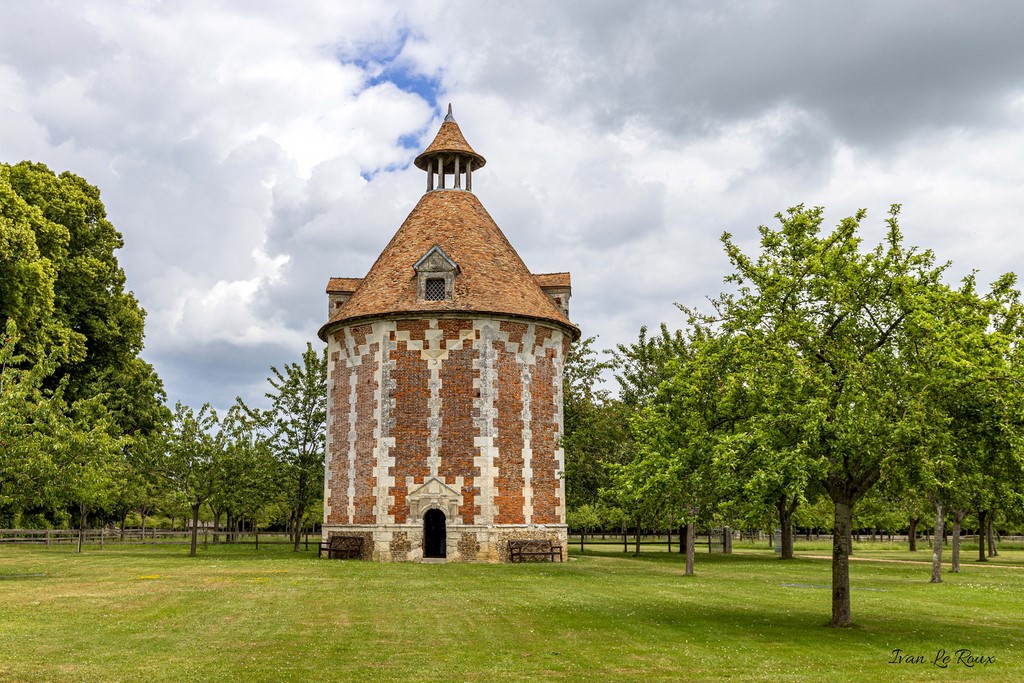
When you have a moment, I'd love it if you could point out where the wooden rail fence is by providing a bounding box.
[0,528,319,550]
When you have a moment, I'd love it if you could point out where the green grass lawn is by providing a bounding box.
[1,542,1021,682]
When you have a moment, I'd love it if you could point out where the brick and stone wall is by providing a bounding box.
[322,315,570,561]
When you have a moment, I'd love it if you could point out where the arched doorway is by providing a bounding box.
[423,509,446,558]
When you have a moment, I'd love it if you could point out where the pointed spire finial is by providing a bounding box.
[444,103,455,123]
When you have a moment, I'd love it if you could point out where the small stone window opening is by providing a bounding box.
[425,278,446,301]
[414,245,458,302]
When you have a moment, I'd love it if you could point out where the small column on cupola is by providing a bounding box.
[415,104,487,194]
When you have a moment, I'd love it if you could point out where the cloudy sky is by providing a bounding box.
[2,1,1023,410]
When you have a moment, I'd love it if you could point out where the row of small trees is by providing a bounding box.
[563,205,1024,627]
[1,329,328,556]
[158,344,326,556]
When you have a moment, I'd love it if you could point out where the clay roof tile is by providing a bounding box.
[533,272,571,289]
[319,190,577,340]
[326,277,362,293]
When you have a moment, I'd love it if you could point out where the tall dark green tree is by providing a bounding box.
[562,337,630,510]
[0,166,61,359]
[0,161,164,440]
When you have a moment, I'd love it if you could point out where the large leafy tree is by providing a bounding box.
[2,161,166,528]
[0,161,164,439]
[713,205,944,627]
[110,432,167,540]
[61,400,124,552]
[688,322,814,560]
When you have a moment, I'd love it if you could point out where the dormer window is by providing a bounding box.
[425,278,446,301]
[414,245,458,302]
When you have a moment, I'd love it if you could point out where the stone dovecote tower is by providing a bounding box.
[318,106,579,562]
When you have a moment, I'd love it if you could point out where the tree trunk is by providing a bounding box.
[977,510,988,562]
[987,516,998,557]
[908,518,919,552]
[951,509,964,573]
[141,512,147,543]
[633,522,640,556]
[776,496,797,560]
[212,508,221,544]
[294,512,304,553]
[189,503,200,557]
[77,503,87,554]
[724,526,732,554]
[622,524,627,553]
[685,522,695,576]
[929,498,943,583]
[120,510,128,542]
[830,498,853,627]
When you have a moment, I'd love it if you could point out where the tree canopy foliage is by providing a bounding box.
[1,162,166,528]
[562,205,1024,628]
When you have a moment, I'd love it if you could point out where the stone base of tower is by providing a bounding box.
[321,524,567,563]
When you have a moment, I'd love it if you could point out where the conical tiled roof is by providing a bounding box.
[414,106,486,171]
[319,190,577,340]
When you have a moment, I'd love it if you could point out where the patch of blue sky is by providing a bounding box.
[371,67,441,108]
[360,161,410,182]
[396,131,421,150]
[340,28,442,109]
[340,29,443,172]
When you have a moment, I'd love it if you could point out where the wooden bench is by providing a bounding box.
[318,534,364,559]
[508,539,563,563]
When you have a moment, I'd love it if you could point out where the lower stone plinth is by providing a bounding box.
[320,524,568,563]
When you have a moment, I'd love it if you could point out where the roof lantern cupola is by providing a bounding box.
[414,104,486,194]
